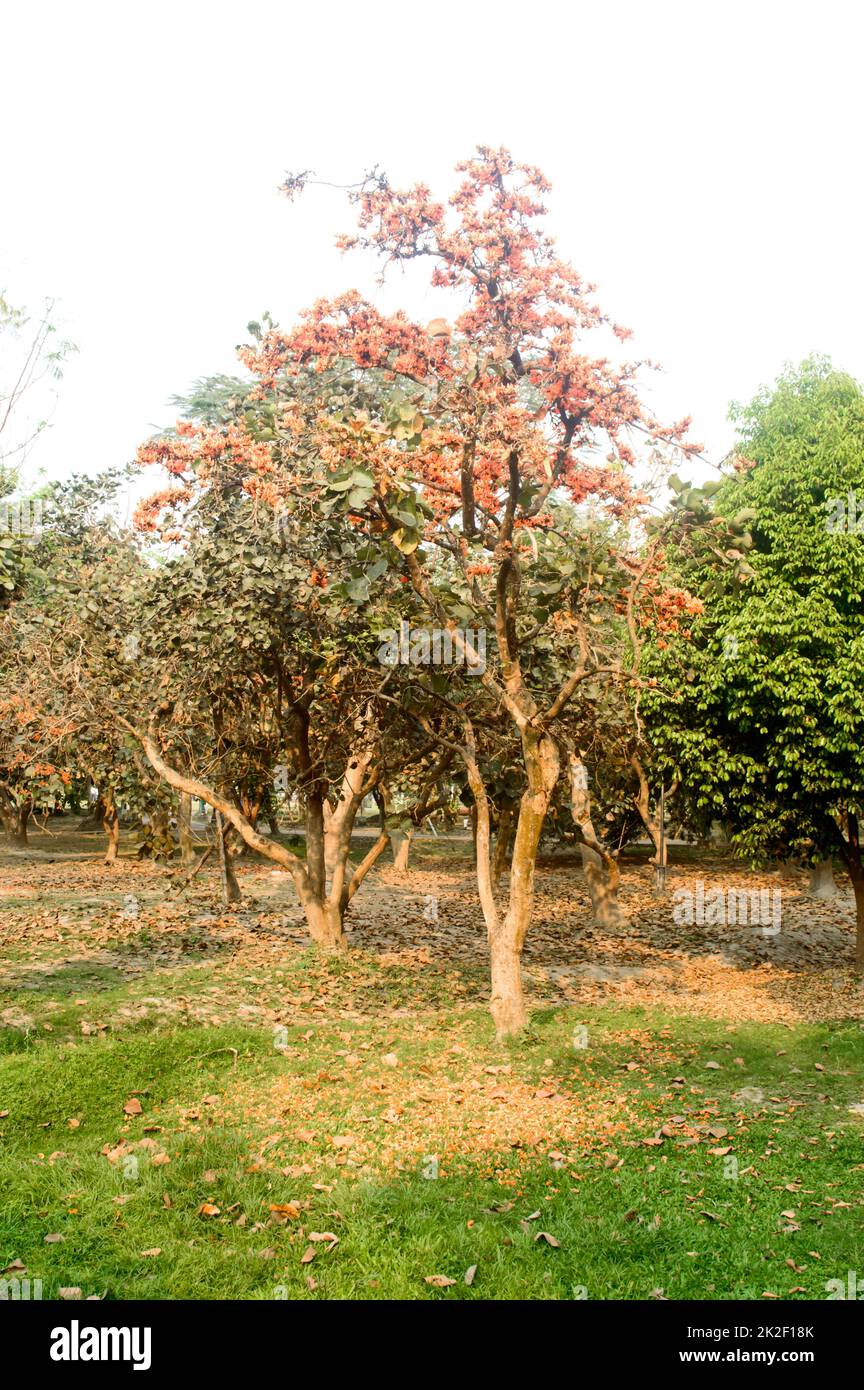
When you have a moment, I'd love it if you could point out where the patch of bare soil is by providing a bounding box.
[1,831,862,1026]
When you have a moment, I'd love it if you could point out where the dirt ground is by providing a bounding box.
[1,826,861,1030]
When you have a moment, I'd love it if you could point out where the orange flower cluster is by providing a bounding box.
[134,421,277,537]
[255,147,702,534]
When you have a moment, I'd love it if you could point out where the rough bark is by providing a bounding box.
[323,747,380,898]
[461,720,559,1038]
[304,898,345,949]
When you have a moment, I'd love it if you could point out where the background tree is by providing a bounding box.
[125,380,429,945]
[643,359,864,963]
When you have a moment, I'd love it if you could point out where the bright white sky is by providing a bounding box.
[3,0,863,494]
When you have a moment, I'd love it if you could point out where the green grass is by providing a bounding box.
[1,835,862,1299]
[1,958,863,1300]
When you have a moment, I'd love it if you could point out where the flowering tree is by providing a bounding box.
[127,375,433,946]
[226,147,704,1033]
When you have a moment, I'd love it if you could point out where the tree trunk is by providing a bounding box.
[831,817,864,967]
[178,792,195,865]
[0,786,26,844]
[259,787,280,836]
[488,933,526,1035]
[1,790,28,844]
[17,795,31,844]
[461,719,559,1038]
[215,811,242,904]
[102,789,119,865]
[851,872,864,969]
[709,819,729,846]
[129,721,390,947]
[491,734,559,1036]
[393,826,414,874]
[631,756,661,865]
[571,755,624,925]
[492,804,514,886]
[807,859,839,899]
[304,897,347,950]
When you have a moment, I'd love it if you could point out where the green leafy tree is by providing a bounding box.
[644,359,864,963]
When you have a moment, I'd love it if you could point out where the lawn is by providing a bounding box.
[1,835,862,1300]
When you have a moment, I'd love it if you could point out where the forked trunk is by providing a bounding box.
[489,733,559,1036]
[462,720,559,1039]
[131,723,388,949]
